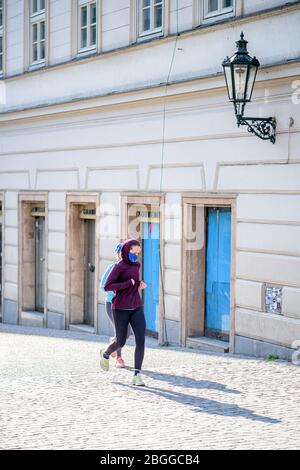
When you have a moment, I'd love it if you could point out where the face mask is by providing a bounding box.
[128,252,138,263]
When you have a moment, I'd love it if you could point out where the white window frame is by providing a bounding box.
[138,0,164,39]
[29,0,46,67]
[0,0,5,77]
[77,0,97,55]
[203,0,235,22]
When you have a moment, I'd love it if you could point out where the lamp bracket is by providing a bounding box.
[236,115,276,144]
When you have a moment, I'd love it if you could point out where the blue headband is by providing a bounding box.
[114,243,123,254]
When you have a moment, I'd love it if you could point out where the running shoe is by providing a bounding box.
[132,374,145,386]
[116,356,125,368]
[100,349,109,371]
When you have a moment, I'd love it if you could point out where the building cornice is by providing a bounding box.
[0,58,299,124]
[2,0,300,84]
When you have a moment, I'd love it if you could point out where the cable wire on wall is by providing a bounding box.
[158,1,180,345]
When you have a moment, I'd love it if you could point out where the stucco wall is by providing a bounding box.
[0,0,300,353]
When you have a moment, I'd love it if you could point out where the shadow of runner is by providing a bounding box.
[124,367,241,394]
[112,382,280,424]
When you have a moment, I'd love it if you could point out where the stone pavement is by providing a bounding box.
[0,323,299,450]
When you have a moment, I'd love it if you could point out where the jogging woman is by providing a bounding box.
[99,242,132,368]
[99,239,147,386]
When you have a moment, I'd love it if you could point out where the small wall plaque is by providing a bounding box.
[264,284,282,314]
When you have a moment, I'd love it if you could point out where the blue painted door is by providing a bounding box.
[205,208,231,340]
[35,216,45,313]
[142,222,160,333]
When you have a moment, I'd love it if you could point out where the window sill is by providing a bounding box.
[30,9,46,18]
[137,29,164,43]
[77,47,97,58]
[202,10,235,25]
[30,13,46,22]
[28,60,46,71]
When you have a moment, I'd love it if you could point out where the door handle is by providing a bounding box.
[40,257,45,262]
[88,262,95,272]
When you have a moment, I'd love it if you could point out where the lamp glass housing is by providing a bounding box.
[222,32,259,115]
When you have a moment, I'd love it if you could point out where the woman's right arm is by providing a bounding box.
[104,264,133,292]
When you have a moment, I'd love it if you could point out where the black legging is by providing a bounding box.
[105,302,132,357]
[105,306,146,372]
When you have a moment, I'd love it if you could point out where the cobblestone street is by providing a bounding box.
[0,323,299,450]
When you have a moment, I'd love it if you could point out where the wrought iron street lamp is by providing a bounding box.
[222,32,276,144]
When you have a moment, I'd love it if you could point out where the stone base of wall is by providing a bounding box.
[97,304,181,345]
[235,335,295,361]
[47,311,65,330]
[164,319,180,345]
[20,311,44,328]
[97,302,115,337]
[3,299,18,324]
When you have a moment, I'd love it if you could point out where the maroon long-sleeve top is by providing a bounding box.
[104,239,143,310]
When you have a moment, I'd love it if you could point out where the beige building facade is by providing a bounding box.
[0,0,300,360]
